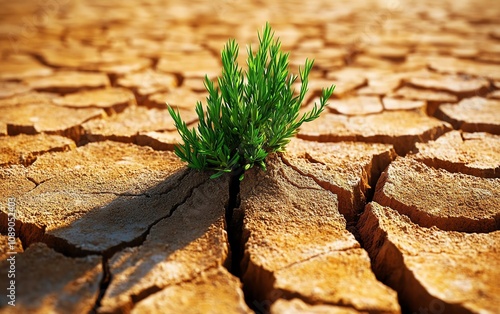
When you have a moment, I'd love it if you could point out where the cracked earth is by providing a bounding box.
[0,0,499,313]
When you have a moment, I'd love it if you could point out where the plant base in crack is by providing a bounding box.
[168,22,335,181]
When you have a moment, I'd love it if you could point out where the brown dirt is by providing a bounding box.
[0,0,499,313]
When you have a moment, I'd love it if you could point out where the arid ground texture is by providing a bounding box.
[0,0,499,313]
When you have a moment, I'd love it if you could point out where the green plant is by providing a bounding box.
[168,23,335,180]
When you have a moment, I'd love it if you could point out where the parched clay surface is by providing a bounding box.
[359,202,500,314]
[373,157,500,233]
[414,130,500,178]
[99,176,240,312]
[0,243,102,313]
[239,155,400,313]
[282,138,396,220]
[1,0,499,313]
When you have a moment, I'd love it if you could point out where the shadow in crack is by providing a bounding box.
[0,159,232,312]
[93,171,231,311]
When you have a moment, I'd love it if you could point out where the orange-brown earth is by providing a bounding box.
[0,0,499,313]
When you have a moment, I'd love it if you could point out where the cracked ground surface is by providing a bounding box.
[0,0,499,313]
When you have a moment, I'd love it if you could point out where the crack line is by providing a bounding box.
[276,245,359,272]
[92,174,210,313]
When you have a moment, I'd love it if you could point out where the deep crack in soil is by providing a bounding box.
[225,173,262,312]
[283,155,404,312]
[225,173,243,278]
[2,0,500,312]
[231,156,403,313]
[91,256,111,314]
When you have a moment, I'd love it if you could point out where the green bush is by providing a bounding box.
[168,23,335,180]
